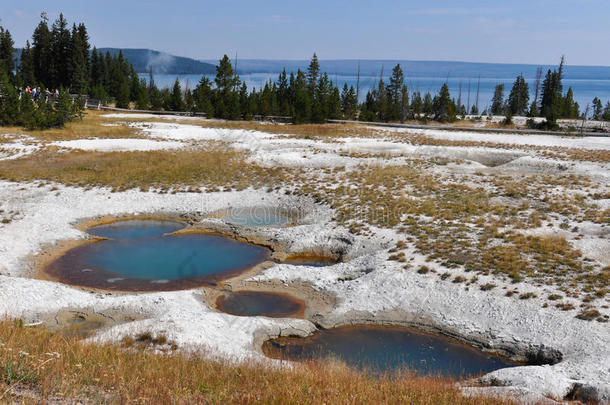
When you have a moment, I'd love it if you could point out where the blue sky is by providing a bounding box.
[2,0,608,65]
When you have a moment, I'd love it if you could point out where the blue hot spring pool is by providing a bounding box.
[85,219,186,240]
[45,220,270,291]
[263,325,517,378]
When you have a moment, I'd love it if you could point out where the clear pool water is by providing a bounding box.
[47,220,270,291]
[216,291,305,318]
[87,219,186,239]
[263,325,517,378]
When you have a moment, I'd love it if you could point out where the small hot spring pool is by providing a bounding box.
[45,220,270,291]
[263,325,517,378]
[216,291,305,318]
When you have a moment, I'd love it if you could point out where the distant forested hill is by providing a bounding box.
[98,48,216,74]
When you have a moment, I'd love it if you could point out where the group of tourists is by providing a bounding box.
[17,86,60,102]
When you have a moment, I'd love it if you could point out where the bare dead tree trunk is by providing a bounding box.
[475,75,480,114]
[356,60,360,102]
[148,66,154,91]
[467,79,471,114]
[458,81,462,111]
[581,104,589,135]
[534,67,542,110]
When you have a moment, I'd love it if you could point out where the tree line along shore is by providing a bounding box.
[1,13,610,130]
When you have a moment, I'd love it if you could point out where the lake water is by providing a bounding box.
[262,325,517,378]
[216,291,305,318]
[143,73,610,112]
[46,220,270,291]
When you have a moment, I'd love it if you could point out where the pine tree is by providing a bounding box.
[293,70,311,124]
[0,72,20,125]
[311,73,330,123]
[269,82,279,115]
[169,79,184,111]
[277,69,290,116]
[507,75,529,116]
[540,58,565,128]
[115,77,131,109]
[214,55,239,119]
[215,55,238,92]
[341,84,357,120]
[184,89,194,112]
[359,90,377,122]
[193,76,214,116]
[400,84,409,122]
[259,82,271,117]
[128,66,141,102]
[35,97,55,129]
[602,102,610,121]
[239,82,250,119]
[423,92,433,116]
[50,13,72,88]
[19,92,35,128]
[592,97,603,120]
[528,100,539,117]
[328,85,342,119]
[149,84,163,111]
[490,84,505,115]
[433,83,454,122]
[561,87,579,119]
[32,13,52,87]
[54,88,76,126]
[375,77,387,121]
[69,23,90,93]
[410,91,422,119]
[307,53,320,95]
[90,47,101,85]
[245,87,260,118]
[0,27,15,80]
[386,64,405,121]
[104,51,112,89]
[135,79,150,110]
[540,70,558,125]
[18,41,36,86]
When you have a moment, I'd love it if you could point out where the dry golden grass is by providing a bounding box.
[96,113,380,140]
[1,110,145,142]
[0,320,513,405]
[298,163,607,299]
[0,146,293,192]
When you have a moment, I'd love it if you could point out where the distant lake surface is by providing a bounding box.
[142,73,610,112]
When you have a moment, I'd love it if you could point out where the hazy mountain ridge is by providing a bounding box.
[97,48,217,75]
